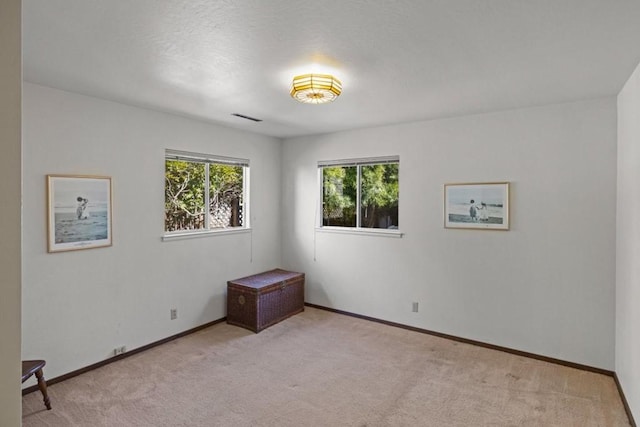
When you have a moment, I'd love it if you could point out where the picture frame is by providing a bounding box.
[444,182,510,230]
[47,174,112,252]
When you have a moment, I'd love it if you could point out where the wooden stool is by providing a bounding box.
[22,360,51,410]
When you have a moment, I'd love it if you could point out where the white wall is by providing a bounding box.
[282,98,617,369]
[0,0,22,424]
[617,60,640,421]
[22,83,282,380]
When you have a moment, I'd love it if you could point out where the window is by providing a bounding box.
[319,156,399,230]
[164,150,249,234]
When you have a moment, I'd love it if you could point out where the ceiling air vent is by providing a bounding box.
[231,113,262,122]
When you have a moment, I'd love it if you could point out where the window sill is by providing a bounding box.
[162,227,251,242]
[315,227,404,238]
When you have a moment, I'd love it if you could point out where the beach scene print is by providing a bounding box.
[48,176,111,251]
[445,183,509,230]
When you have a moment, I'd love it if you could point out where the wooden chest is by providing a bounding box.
[227,269,305,333]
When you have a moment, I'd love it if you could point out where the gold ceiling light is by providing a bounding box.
[290,73,342,104]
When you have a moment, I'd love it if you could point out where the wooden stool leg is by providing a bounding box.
[34,369,51,410]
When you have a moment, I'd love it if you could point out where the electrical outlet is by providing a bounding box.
[412,302,419,313]
[113,346,126,356]
[170,308,177,320]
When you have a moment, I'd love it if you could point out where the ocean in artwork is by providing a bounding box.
[54,204,109,243]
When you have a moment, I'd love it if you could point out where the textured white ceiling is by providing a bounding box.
[23,0,640,138]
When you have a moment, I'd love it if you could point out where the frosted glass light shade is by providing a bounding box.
[290,74,342,104]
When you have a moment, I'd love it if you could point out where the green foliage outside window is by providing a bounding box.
[322,166,357,227]
[322,162,398,229]
[165,160,206,231]
[165,160,244,232]
[361,163,399,228]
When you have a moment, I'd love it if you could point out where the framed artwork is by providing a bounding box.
[47,175,112,252]
[444,182,510,230]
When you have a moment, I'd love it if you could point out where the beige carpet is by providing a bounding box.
[22,307,629,426]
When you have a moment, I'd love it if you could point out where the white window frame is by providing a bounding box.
[163,149,250,241]
[317,156,402,238]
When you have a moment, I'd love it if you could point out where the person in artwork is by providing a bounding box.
[76,196,89,220]
[479,202,489,222]
[469,199,477,221]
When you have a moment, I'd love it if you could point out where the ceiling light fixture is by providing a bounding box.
[290,74,342,104]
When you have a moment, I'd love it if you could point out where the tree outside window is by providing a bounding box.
[321,158,399,229]
[165,152,248,233]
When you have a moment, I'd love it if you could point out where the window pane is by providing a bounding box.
[360,163,399,229]
[164,160,206,232]
[209,164,244,228]
[322,166,357,227]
